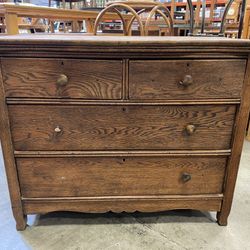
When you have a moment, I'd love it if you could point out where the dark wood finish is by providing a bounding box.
[17,156,227,198]
[2,58,122,99]
[9,105,236,151]
[0,35,250,230]
[129,60,246,100]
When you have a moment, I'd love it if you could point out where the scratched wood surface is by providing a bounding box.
[2,58,122,99]
[17,156,227,197]
[9,105,236,151]
[129,60,246,100]
[1,35,250,229]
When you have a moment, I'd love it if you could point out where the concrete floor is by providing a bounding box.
[0,142,249,250]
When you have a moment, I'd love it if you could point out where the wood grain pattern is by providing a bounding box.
[17,156,227,198]
[9,105,236,151]
[129,60,246,100]
[217,55,250,226]
[0,35,250,55]
[0,35,250,229]
[0,60,26,230]
[22,196,223,214]
[2,58,122,99]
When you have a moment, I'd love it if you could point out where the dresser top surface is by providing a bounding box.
[0,34,250,47]
[1,35,250,56]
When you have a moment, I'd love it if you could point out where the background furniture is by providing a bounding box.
[0,3,126,34]
[242,5,250,38]
[164,0,244,36]
[0,35,250,230]
[49,0,85,9]
[93,0,246,37]
[94,1,174,36]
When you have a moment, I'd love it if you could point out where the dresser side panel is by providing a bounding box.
[217,54,250,225]
[0,58,26,230]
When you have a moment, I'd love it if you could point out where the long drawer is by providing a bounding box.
[129,60,246,100]
[17,156,227,198]
[1,58,122,99]
[9,105,236,151]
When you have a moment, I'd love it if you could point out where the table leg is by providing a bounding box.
[85,18,94,33]
[49,20,55,33]
[72,21,79,32]
[5,13,19,35]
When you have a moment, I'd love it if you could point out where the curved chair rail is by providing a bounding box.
[93,3,145,35]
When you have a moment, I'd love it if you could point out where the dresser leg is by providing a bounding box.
[216,211,228,226]
[15,213,27,231]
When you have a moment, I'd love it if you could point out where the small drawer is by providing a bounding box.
[2,58,122,99]
[9,104,236,151]
[129,59,246,100]
[17,156,227,198]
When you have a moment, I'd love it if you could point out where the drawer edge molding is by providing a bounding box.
[22,195,223,214]
[6,98,241,105]
[14,149,232,157]
[22,194,224,201]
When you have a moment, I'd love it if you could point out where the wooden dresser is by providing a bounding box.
[0,35,250,230]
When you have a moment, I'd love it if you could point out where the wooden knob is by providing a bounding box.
[185,124,196,135]
[182,173,192,183]
[179,75,193,87]
[54,126,62,133]
[57,74,68,87]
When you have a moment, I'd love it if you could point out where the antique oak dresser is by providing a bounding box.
[0,35,250,230]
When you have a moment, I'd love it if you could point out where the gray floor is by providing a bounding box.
[0,142,249,250]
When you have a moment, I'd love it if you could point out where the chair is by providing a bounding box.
[93,0,246,36]
[93,1,178,36]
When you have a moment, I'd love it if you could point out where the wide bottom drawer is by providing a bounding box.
[17,156,227,198]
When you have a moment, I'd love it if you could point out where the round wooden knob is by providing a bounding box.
[182,173,192,183]
[57,74,68,87]
[185,124,196,135]
[179,75,193,87]
[54,126,62,133]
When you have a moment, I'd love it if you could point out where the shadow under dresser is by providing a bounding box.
[0,35,250,230]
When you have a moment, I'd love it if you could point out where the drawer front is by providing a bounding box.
[2,58,122,99]
[17,156,227,197]
[129,60,246,100]
[9,105,236,151]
